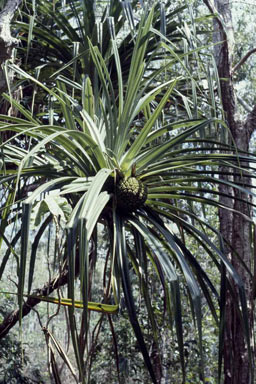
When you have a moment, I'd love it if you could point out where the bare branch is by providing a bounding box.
[232,48,256,74]
[0,264,69,339]
[245,102,256,138]
[0,241,97,339]
[202,0,226,35]
[237,95,253,113]
[0,0,22,63]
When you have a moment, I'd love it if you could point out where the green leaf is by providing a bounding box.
[82,76,95,120]
[115,215,158,384]
[121,80,177,170]
[28,215,52,293]
[18,203,32,325]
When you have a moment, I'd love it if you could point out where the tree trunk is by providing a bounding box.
[0,0,21,63]
[203,0,255,382]
[0,0,22,134]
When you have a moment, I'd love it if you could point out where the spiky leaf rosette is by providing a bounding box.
[116,177,148,212]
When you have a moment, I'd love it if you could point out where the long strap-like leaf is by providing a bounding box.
[1,292,118,314]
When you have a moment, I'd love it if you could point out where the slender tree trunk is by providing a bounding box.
[203,1,255,382]
[229,121,255,383]
[0,0,22,136]
[0,0,21,63]
[150,340,162,384]
[0,0,21,91]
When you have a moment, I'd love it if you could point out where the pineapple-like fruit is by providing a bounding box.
[116,177,147,212]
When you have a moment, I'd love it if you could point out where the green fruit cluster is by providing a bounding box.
[116,177,147,212]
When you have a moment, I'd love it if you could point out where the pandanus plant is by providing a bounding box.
[0,6,255,384]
